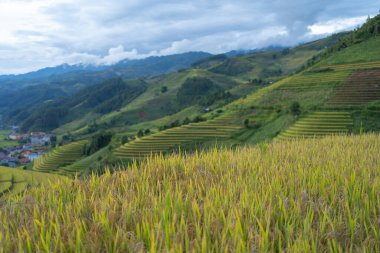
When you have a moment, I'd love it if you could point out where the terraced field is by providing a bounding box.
[278,70,352,90]
[57,160,91,176]
[277,112,353,140]
[0,166,63,198]
[320,60,380,71]
[114,115,242,159]
[328,69,380,105]
[33,140,88,176]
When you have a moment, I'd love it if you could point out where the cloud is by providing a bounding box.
[101,46,143,65]
[308,16,368,35]
[0,0,378,74]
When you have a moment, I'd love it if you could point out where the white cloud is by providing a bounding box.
[308,16,368,35]
[0,0,378,74]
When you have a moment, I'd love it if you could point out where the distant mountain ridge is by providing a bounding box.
[0,51,213,116]
[0,47,290,81]
[0,52,212,83]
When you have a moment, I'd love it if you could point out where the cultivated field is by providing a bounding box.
[328,69,380,105]
[114,114,241,159]
[0,134,379,252]
[277,112,353,140]
[32,140,88,176]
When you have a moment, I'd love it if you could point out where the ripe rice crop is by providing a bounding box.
[0,134,379,252]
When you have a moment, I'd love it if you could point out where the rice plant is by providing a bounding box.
[0,134,379,252]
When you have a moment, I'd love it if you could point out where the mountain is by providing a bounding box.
[0,52,212,81]
[0,52,212,117]
[224,45,288,57]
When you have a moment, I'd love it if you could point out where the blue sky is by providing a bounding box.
[0,0,378,74]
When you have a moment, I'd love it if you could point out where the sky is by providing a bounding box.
[0,0,379,74]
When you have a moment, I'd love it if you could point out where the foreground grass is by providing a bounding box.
[1,134,379,252]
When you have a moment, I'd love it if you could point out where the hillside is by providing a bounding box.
[11,78,148,132]
[1,134,379,252]
[0,52,211,119]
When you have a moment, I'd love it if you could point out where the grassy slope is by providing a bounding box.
[1,134,379,252]
[318,36,380,65]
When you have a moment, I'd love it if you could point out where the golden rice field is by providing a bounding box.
[0,134,379,252]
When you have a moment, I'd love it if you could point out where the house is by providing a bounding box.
[9,133,28,141]
[28,153,42,161]
[30,133,52,146]
[23,144,32,150]
[203,107,212,113]
[0,152,8,160]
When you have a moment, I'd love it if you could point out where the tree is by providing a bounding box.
[290,102,301,116]
[83,132,113,156]
[170,120,180,128]
[161,86,168,93]
[244,119,250,128]
[121,135,129,145]
[183,117,191,125]
[193,116,205,123]
[144,129,151,135]
[137,129,144,138]
[50,136,57,147]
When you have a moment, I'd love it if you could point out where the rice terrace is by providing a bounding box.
[0,1,379,252]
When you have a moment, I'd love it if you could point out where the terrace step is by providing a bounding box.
[277,111,353,141]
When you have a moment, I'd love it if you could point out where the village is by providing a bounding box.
[0,127,54,168]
